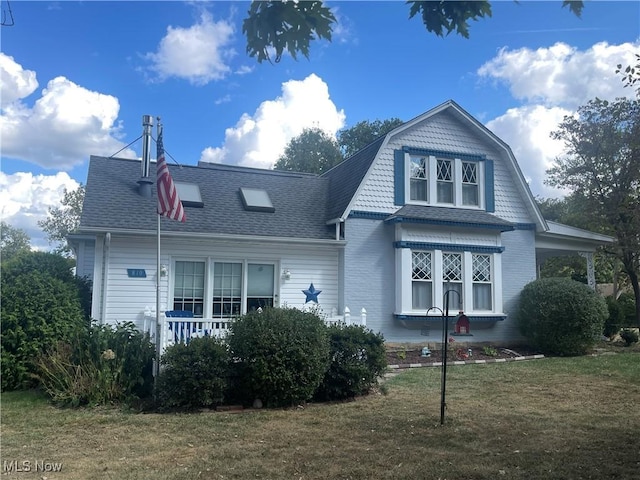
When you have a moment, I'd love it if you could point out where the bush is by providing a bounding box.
[517,278,608,356]
[620,329,639,346]
[1,270,86,391]
[155,336,230,411]
[604,296,624,338]
[604,293,637,338]
[228,308,330,407]
[314,324,386,401]
[36,322,155,407]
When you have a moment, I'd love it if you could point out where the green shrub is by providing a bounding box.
[36,322,155,407]
[1,270,86,391]
[517,278,608,356]
[604,296,624,338]
[314,324,387,401]
[228,308,330,407]
[620,329,639,346]
[155,336,230,411]
[616,293,637,327]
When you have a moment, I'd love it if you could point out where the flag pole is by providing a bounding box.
[154,119,163,385]
[155,212,161,380]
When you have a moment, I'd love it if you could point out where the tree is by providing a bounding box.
[274,127,343,174]
[38,184,84,256]
[616,53,640,98]
[242,1,583,63]
[546,97,640,326]
[338,118,404,158]
[0,222,31,260]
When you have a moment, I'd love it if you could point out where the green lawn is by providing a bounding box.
[2,352,639,479]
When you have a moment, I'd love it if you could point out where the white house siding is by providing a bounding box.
[497,228,538,343]
[343,220,535,344]
[75,239,95,281]
[342,217,400,338]
[96,234,341,330]
[351,110,533,224]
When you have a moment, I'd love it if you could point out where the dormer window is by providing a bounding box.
[410,156,428,201]
[399,149,489,210]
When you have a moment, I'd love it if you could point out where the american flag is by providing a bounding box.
[156,128,186,222]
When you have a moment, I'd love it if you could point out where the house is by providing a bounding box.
[71,100,614,345]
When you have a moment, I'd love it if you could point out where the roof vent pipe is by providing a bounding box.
[137,115,154,197]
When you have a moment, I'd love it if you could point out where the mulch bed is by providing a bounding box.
[386,345,544,368]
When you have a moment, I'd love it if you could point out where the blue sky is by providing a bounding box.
[1,1,638,250]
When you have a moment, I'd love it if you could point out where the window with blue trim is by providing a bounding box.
[401,248,499,315]
[405,154,485,209]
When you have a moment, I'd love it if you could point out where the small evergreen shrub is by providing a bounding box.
[155,336,230,411]
[314,324,387,401]
[620,329,639,346]
[228,307,330,407]
[36,322,155,406]
[616,293,637,327]
[517,278,608,356]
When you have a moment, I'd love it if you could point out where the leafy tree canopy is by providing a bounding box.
[243,0,584,63]
[0,222,31,261]
[38,184,85,256]
[546,97,640,325]
[274,127,343,174]
[338,118,403,158]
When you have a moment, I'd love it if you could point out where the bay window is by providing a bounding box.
[472,254,492,310]
[411,251,432,309]
[399,247,500,315]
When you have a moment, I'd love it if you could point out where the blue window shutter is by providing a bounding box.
[485,159,495,212]
[394,149,405,206]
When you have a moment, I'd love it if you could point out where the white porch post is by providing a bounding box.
[579,252,596,290]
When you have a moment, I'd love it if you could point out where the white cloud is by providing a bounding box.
[0,171,80,251]
[486,105,572,199]
[200,74,346,169]
[478,41,640,108]
[143,11,235,85]
[0,53,38,108]
[0,68,136,170]
[479,41,640,199]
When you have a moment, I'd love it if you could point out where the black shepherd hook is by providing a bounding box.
[2,0,15,27]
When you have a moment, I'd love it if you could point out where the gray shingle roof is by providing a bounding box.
[385,204,514,231]
[80,156,335,240]
[322,136,385,220]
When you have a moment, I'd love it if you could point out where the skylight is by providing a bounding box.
[175,182,204,208]
[239,187,275,213]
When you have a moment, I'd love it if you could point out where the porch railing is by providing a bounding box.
[142,306,367,352]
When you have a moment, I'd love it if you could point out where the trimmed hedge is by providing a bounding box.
[314,323,387,401]
[228,308,330,407]
[517,277,608,356]
[155,336,230,410]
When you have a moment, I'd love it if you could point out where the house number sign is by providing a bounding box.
[127,269,147,278]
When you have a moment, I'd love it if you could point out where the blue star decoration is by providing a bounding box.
[302,283,322,303]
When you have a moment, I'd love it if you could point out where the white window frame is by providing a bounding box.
[405,154,484,209]
[396,248,502,315]
[171,257,279,319]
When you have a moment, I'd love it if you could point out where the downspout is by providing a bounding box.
[100,232,111,324]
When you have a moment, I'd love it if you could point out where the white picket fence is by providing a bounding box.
[142,306,367,352]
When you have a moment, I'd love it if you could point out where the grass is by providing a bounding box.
[2,351,640,479]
